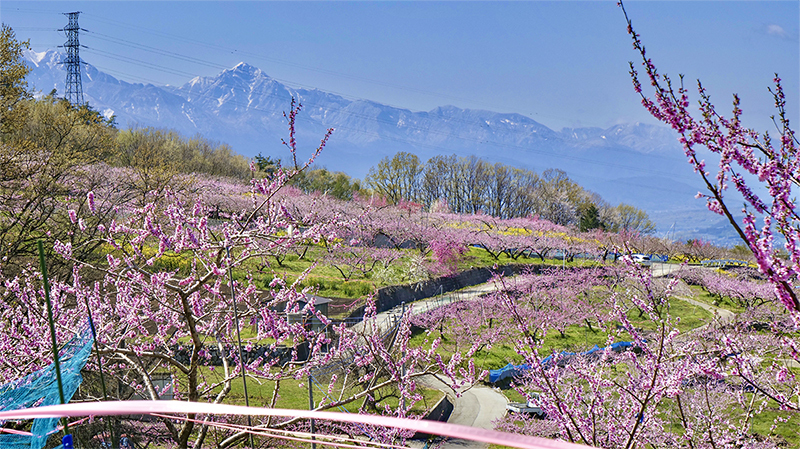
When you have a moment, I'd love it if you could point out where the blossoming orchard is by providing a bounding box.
[0,5,798,449]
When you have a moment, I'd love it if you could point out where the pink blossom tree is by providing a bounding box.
[493,261,780,448]
[0,102,478,449]
[622,1,800,315]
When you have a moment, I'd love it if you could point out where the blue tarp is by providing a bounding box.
[489,363,531,383]
[609,341,633,351]
[489,341,634,383]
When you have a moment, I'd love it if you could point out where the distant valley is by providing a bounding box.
[24,49,740,245]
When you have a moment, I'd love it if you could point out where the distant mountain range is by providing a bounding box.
[23,49,741,245]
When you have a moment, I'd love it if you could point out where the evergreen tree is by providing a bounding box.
[579,203,603,231]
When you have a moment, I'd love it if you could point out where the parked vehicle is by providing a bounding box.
[505,393,545,418]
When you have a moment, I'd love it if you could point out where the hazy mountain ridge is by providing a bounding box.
[25,50,733,243]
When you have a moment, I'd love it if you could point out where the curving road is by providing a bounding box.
[373,282,508,449]
[649,261,686,278]
[398,263,728,448]
[416,375,508,449]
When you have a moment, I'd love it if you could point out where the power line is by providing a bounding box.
[82,47,201,79]
[70,39,686,181]
[87,65,172,86]
[23,11,693,192]
[83,30,229,71]
[5,7,63,14]
[13,27,58,32]
[75,37,514,136]
[42,34,686,185]
[44,13,601,146]
[77,34,676,171]
[9,9,719,228]
[77,11,574,124]
[74,39,683,176]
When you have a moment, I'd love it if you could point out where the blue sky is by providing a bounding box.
[3,1,798,133]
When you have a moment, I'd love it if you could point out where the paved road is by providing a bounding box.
[416,375,508,449]
[329,280,507,449]
[650,262,686,278]
[349,282,502,339]
[373,282,507,449]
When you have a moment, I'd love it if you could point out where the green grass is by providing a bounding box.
[410,322,617,376]
[500,387,528,404]
[239,245,602,301]
[540,324,611,352]
[625,297,714,333]
[668,296,716,330]
[411,292,714,374]
[172,324,277,345]
[471,342,525,372]
[457,246,602,272]
[411,287,799,447]
[687,284,747,313]
[127,239,604,305]
[748,403,800,446]
[488,396,800,448]
[298,277,375,299]
[190,366,442,415]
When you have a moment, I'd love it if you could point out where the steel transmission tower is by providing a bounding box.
[59,11,84,105]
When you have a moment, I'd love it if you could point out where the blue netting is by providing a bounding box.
[0,325,94,449]
[489,341,636,382]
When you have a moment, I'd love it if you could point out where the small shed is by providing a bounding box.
[274,295,332,333]
[298,295,332,318]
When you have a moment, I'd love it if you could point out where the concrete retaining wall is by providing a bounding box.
[348,263,540,319]
[413,394,454,440]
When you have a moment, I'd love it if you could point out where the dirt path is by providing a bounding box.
[650,263,736,326]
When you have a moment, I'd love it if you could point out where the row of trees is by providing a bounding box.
[256,184,750,287]
[408,259,794,448]
[0,25,255,276]
[461,3,800,447]
[2,27,476,448]
[364,151,655,233]
[115,127,252,184]
[3,3,799,446]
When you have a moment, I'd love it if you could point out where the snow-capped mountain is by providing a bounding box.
[25,49,730,242]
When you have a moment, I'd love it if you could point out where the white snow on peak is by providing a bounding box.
[230,62,263,79]
[24,49,48,66]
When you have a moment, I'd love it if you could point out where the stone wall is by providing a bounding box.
[171,343,303,367]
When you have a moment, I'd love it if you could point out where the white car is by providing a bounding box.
[632,254,651,265]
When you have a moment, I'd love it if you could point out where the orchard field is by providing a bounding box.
[2,8,800,449]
